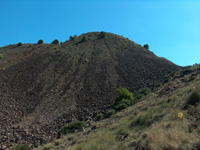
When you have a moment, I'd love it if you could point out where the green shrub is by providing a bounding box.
[120,99,132,106]
[38,39,43,44]
[187,90,200,106]
[81,35,88,42]
[164,77,170,83]
[170,72,176,77]
[35,142,41,148]
[96,113,103,120]
[157,83,161,87]
[0,54,3,59]
[115,103,128,111]
[100,31,106,38]
[134,88,151,100]
[70,35,77,41]
[143,44,149,50]
[58,121,86,135]
[139,88,151,95]
[183,69,193,75]
[134,93,144,100]
[70,36,74,40]
[52,39,59,44]
[10,144,31,150]
[189,76,195,81]
[17,42,22,46]
[106,109,115,116]
[113,87,133,106]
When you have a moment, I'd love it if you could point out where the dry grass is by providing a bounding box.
[144,121,198,150]
[72,131,117,150]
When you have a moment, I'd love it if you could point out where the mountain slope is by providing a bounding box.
[35,64,200,150]
[0,32,180,149]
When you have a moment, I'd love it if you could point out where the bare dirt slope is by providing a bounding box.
[0,32,180,149]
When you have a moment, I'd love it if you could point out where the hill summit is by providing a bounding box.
[0,32,180,149]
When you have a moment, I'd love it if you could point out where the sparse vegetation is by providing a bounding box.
[187,89,200,106]
[189,75,195,81]
[106,109,115,116]
[0,54,3,59]
[164,77,170,83]
[38,39,43,44]
[115,103,128,111]
[134,93,144,100]
[51,39,59,44]
[169,71,176,77]
[183,69,193,75]
[143,44,149,50]
[157,83,161,87]
[81,35,88,42]
[134,88,151,100]
[17,42,22,46]
[10,144,31,150]
[34,142,41,148]
[58,121,86,135]
[130,111,152,127]
[100,31,106,38]
[139,88,151,95]
[70,35,77,41]
[96,113,103,120]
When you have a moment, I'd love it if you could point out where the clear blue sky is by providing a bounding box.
[0,0,199,66]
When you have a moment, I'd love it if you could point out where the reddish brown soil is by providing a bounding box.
[0,32,181,149]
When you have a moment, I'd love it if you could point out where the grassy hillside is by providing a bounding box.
[34,65,200,150]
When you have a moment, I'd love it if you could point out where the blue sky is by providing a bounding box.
[0,0,199,66]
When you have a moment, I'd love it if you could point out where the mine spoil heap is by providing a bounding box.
[0,32,181,149]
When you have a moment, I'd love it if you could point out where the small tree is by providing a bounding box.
[52,39,59,44]
[17,42,22,46]
[143,44,149,50]
[38,39,43,44]
[70,35,77,41]
[81,35,88,42]
[70,36,74,41]
[100,31,106,38]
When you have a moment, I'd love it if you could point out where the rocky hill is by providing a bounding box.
[0,32,180,149]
